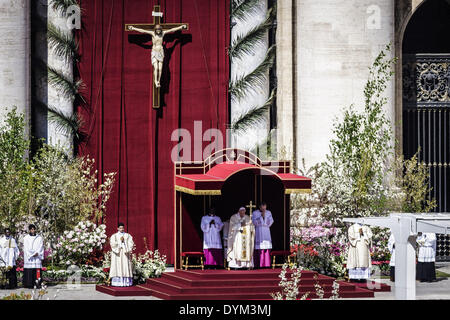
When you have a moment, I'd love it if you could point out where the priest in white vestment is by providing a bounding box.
[23,224,45,288]
[252,202,274,268]
[0,228,20,289]
[200,208,224,268]
[227,207,255,269]
[387,232,395,282]
[416,232,436,282]
[109,223,134,287]
[347,222,372,282]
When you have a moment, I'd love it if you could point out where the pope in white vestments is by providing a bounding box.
[109,223,134,287]
[23,225,45,288]
[201,208,224,268]
[416,232,436,282]
[0,228,20,289]
[347,223,372,282]
[227,207,255,269]
[252,202,274,268]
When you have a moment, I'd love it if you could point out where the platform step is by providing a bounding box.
[95,268,382,300]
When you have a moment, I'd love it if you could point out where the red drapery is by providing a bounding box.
[77,0,230,263]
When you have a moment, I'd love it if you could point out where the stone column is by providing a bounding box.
[276,0,295,160]
[47,5,74,153]
[394,217,417,300]
[0,0,31,128]
[230,0,270,151]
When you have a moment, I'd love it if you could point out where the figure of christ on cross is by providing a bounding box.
[128,23,187,88]
[125,5,188,108]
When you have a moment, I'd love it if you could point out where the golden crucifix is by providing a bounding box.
[246,200,256,220]
[125,5,189,109]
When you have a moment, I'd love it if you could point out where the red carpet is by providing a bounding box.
[352,281,391,292]
[96,269,387,299]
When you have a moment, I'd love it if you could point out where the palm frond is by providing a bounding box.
[47,105,84,140]
[248,127,277,160]
[229,7,275,59]
[229,45,275,102]
[50,0,79,15]
[48,66,84,100]
[231,89,275,134]
[231,0,263,23]
[48,22,79,62]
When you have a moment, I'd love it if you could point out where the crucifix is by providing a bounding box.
[125,5,189,109]
[246,200,257,221]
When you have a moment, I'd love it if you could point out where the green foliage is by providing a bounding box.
[0,109,36,232]
[48,66,84,100]
[231,0,263,23]
[46,0,82,144]
[229,45,276,102]
[0,109,116,245]
[229,7,275,60]
[47,105,84,141]
[231,89,275,133]
[389,151,437,213]
[229,1,276,140]
[33,145,115,237]
[48,22,79,63]
[320,45,397,221]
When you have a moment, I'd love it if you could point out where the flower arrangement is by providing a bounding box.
[292,220,347,277]
[53,221,107,266]
[132,249,167,284]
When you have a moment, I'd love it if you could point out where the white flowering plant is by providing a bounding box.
[132,249,167,284]
[42,265,108,284]
[271,263,308,300]
[53,221,107,266]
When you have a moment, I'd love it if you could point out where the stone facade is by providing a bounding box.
[294,0,395,169]
[0,0,30,127]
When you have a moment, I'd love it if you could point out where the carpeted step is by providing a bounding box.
[351,281,391,292]
[95,268,379,299]
[176,269,318,280]
[95,284,152,297]
[145,278,350,295]
[155,272,336,287]
[136,284,374,300]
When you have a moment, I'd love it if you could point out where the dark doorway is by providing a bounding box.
[217,169,288,251]
[402,0,450,213]
[402,0,450,260]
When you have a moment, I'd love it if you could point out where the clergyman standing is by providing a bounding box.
[23,224,44,288]
[0,228,20,289]
[201,208,224,269]
[416,232,437,283]
[252,202,274,268]
[347,221,372,283]
[109,222,134,287]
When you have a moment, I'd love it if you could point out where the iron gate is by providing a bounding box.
[403,54,450,261]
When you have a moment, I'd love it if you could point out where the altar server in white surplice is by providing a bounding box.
[347,222,372,282]
[109,222,134,287]
[201,208,224,268]
[252,202,274,268]
[0,228,20,289]
[388,232,395,282]
[23,224,45,288]
[416,232,437,282]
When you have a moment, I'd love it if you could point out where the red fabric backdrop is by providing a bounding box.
[77,0,230,263]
